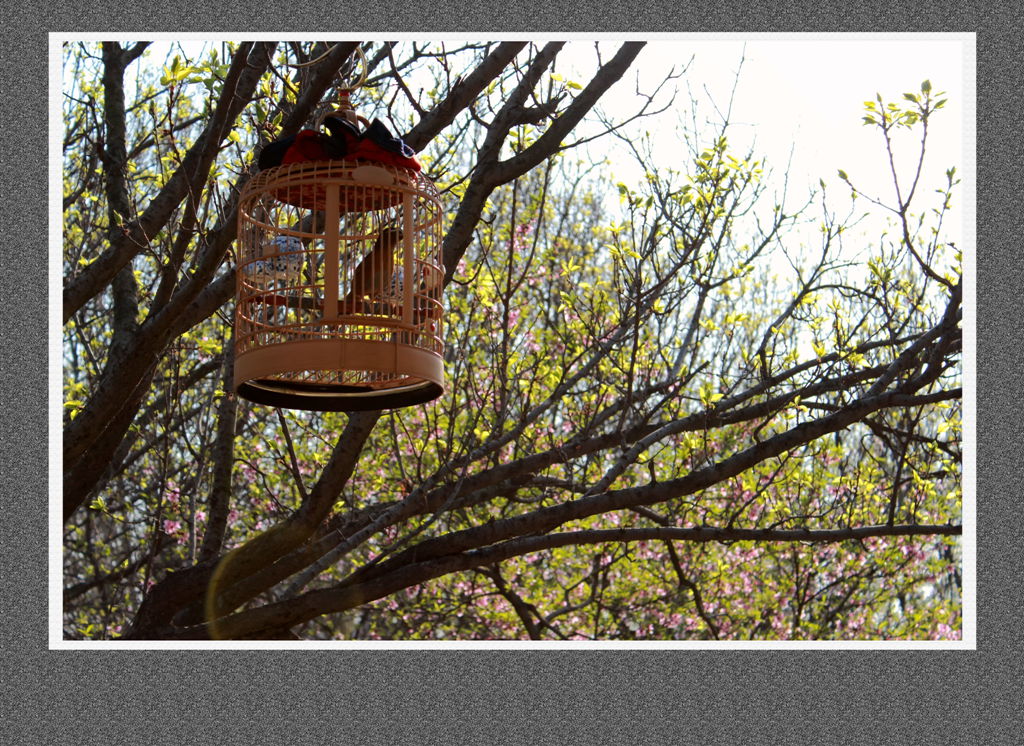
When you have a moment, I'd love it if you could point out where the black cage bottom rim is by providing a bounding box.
[236,378,444,412]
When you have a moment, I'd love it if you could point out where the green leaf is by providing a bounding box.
[837,169,849,181]
[921,79,932,93]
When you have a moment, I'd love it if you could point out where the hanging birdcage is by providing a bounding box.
[233,50,445,411]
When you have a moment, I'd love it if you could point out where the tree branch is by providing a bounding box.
[403,42,527,152]
[187,522,960,640]
[63,42,277,323]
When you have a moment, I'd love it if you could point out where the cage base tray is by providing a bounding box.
[237,378,443,412]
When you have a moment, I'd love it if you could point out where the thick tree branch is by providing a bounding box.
[441,42,645,286]
[63,42,276,323]
[493,42,645,182]
[201,411,381,624]
[403,42,527,152]
[125,410,380,638]
[340,293,961,592]
[187,522,960,640]
[63,43,365,496]
[198,343,237,563]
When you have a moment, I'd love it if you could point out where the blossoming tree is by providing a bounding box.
[61,40,962,640]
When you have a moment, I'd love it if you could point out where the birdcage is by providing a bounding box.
[231,45,447,410]
[234,158,445,411]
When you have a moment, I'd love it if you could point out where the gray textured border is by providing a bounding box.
[9,2,1020,743]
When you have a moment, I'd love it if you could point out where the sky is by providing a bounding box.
[562,35,970,251]
[56,33,974,300]
[57,33,974,387]
[71,33,971,242]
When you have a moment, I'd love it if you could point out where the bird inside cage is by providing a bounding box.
[340,225,403,314]
[246,235,306,289]
[343,225,437,319]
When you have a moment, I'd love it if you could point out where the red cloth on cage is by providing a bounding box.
[258,120,421,172]
[323,116,422,172]
[279,129,342,165]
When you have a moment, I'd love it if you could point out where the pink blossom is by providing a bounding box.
[162,519,181,534]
